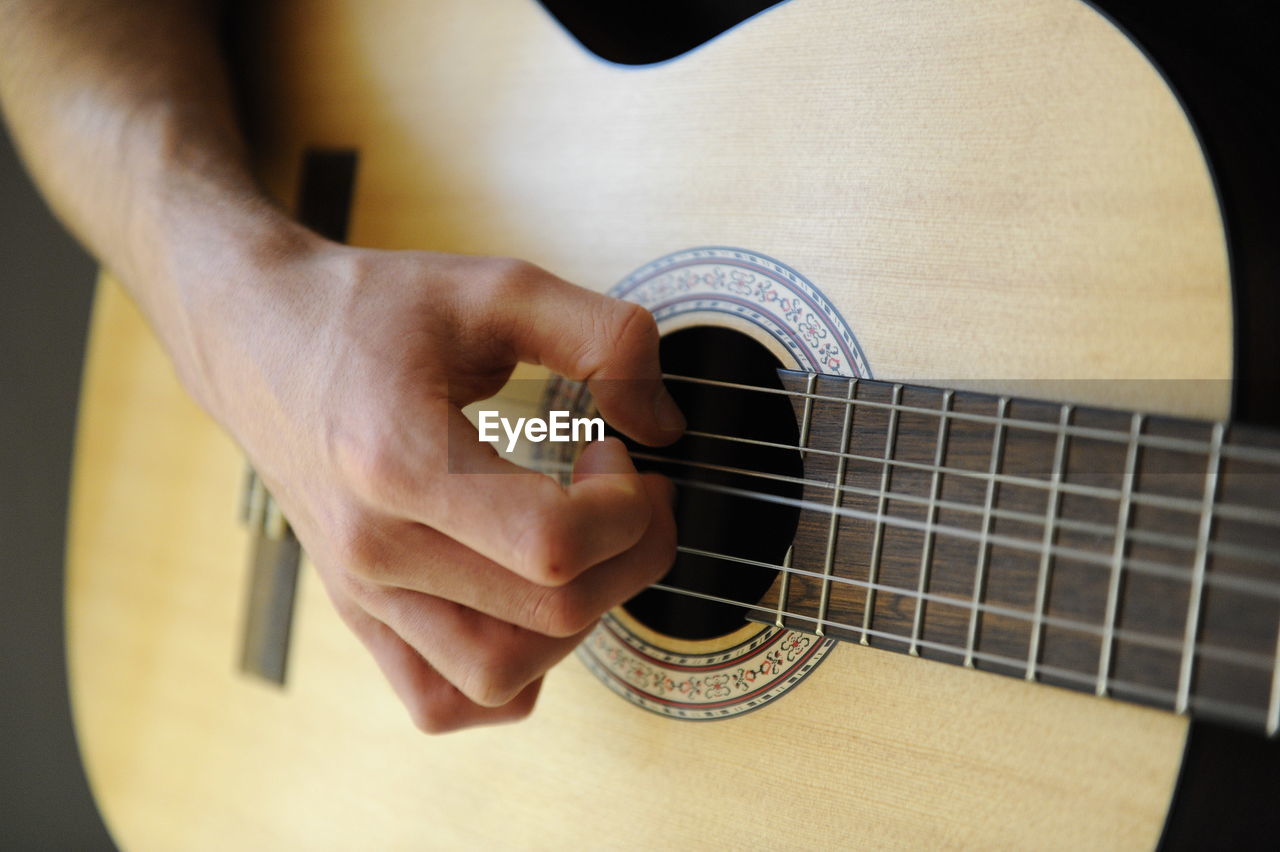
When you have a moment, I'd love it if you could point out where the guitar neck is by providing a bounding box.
[725,370,1280,735]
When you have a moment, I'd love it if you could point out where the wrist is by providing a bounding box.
[139,173,331,427]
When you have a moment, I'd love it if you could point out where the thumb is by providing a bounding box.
[495,264,685,446]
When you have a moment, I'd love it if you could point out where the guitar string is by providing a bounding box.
[662,372,1280,470]
[537,451,1280,600]
[667,544,1271,670]
[628,450,1280,569]
[643,580,1266,729]
[530,457,1280,672]
[646,472,1280,601]
[672,427,1280,529]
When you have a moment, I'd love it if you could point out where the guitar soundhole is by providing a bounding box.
[620,326,804,640]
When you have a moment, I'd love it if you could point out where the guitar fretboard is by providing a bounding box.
[661,371,1280,736]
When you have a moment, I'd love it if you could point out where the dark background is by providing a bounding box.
[0,128,107,846]
[1,1,1275,847]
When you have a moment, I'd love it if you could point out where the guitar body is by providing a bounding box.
[69,0,1236,847]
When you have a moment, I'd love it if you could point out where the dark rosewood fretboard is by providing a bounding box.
[658,371,1280,736]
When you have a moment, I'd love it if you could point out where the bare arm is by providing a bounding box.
[0,0,286,396]
[0,0,683,731]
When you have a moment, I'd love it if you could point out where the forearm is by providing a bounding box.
[0,0,311,410]
[1,0,683,734]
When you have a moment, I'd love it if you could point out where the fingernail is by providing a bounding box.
[653,385,686,434]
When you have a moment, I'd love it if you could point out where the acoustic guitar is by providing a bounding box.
[67,0,1280,847]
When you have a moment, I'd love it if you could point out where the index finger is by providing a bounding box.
[488,265,685,447]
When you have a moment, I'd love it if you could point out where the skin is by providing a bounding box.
[0,0,684,732]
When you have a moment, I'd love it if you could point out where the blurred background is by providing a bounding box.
[0,126,112,846]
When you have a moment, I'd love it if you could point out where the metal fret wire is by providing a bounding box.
[1177,423,1225,713]
[1027,405,1070,682]
[773,546,794,629]
[816,378,857,637]
[910,390,953,656]
[862,383,901,645]
[647,579,1267,729]
[663,373,1280,470]
[625,453,1280,600]
[1269,623,1280,737]
[965,397,1007,668]
[774,373,817,627]
[1097,413,1143,695]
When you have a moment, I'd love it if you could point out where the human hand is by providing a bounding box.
[183,234,683,732]
[0,0,675,735]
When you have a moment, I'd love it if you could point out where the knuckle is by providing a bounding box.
[528,585,593,637]
[574,301,652,378]
[340,245,380,283]
[461,643,531,708]
[405,696,457,736]
[342,434,412,505]
[606,301,658,363]
[613,300,658,347]
[483,257,539,300]
[565,300,657,382]
[515,502,578,584]
[502,696,536,724]
[331,519,391,582]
